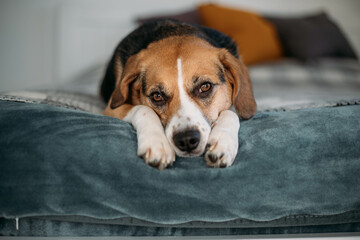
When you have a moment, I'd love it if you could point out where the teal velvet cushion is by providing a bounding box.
[0,100,360,235]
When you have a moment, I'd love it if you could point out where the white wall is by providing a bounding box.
[0,1,57,91]
[1,0,359,92]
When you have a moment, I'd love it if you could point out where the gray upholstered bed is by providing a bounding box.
[1,57,360,237]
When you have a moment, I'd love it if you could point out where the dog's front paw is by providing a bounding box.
[205,129,238,168]
[137,130,175,170]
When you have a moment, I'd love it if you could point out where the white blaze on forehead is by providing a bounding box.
[177,58,182,85]
[176,58,203,119]
[177,58,186,107]
[164,58,211,157]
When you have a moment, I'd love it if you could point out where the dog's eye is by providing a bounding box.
[199,82,212,93]
[152,92,163,101]
[151,92,165,105]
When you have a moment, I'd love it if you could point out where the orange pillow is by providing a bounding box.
[198,4,283,65]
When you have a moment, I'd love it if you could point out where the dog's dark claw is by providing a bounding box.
[207,153,218,163]
[220,162,227,168]
[148,160,160,168]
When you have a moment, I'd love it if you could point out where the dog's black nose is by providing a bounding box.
[173,130,200,153]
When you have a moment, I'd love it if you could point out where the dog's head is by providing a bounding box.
[109,36,256,157]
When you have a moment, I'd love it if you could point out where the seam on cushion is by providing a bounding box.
[24,210,360,229]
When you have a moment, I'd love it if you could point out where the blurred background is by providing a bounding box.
[0,0,359,93]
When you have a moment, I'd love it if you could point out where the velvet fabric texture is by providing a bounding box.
[1,101,360,236]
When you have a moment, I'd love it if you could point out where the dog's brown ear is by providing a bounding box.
[110,54,142,109]
[219,49,257,119]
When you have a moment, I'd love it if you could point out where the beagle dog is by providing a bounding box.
[100,19,256,170]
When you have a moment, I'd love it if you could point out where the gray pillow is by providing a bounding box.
[266,12,358,61]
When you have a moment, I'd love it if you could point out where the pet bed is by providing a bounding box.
[1,93,359,236]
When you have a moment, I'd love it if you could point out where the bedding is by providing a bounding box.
[0,96,360,236]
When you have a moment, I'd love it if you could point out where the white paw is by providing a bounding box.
[205,128,238,168]
[137,130,175,170]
